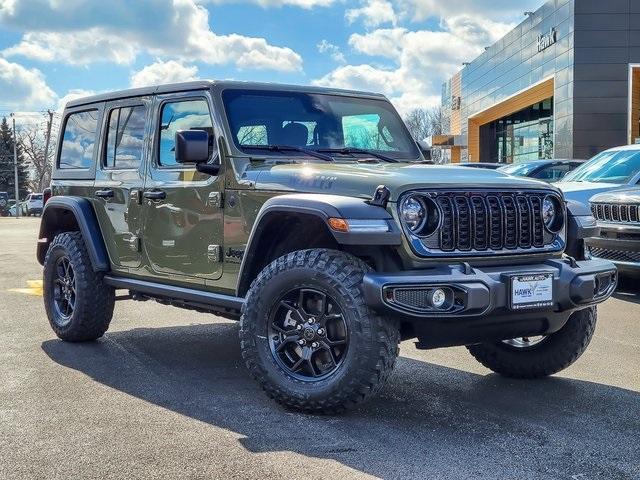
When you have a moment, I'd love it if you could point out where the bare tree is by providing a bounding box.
[403,108,431,142]
[19,124,55,193]
[403,106,447,163]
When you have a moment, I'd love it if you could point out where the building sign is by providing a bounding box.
[451,96,461,111]
[537,27,557,53]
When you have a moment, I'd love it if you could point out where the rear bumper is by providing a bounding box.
[362,258,617,349]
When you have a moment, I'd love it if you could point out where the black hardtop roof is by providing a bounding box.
[65,80,387,109]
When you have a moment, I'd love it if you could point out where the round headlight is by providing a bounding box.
[542,195,563,232]
[401,195,427,232]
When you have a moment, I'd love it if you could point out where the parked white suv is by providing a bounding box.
[26,193,43,216]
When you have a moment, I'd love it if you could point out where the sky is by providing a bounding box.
[0,0,544,119]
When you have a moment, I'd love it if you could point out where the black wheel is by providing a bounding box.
[467,307,597,378]
[240,249,400,414]
[43,232,115,342]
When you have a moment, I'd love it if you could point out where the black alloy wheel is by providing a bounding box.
[268,287,348,381]
[52,255,76,326]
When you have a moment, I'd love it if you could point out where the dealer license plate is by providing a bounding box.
[510,273,553,310]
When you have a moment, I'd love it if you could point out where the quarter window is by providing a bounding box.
[342,114,395,151]
[105,105,146,169]
[59,110,99,169]
[159,99,214,166]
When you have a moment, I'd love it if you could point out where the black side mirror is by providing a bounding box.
[175,130,210,164]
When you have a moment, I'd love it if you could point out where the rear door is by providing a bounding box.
[140,90,224,283]
[92,98,151,269]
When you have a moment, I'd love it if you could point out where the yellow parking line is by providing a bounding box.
[8,279,43,296]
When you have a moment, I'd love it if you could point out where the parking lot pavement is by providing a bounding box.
[1,217,639,480]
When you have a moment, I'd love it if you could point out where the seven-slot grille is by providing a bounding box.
[430,191,551,252]
[591,202,640,223]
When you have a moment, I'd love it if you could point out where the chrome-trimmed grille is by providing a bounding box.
[592,202,640,224]
[401,190,563,257]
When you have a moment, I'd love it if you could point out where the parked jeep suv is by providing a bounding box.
[38,81,617,413]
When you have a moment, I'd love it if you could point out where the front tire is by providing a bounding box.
[467,307,597,378]
[43,232,115,342]
[240,249,400,414]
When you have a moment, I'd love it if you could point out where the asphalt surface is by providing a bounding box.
[1,217,639,480]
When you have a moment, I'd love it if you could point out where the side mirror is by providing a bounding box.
[175,129,210,164]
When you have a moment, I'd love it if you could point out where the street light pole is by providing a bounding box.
[10,114,20,218]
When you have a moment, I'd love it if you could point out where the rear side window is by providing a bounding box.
[105,105,146,169]
[159,99,214,167]
[59,110,99,169]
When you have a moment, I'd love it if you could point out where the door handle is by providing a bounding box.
[95,189,114,199]
[143,190,167,201]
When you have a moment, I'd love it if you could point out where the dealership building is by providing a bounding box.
[438,0,640,163]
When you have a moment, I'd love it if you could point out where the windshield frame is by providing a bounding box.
[220,88,422,162]
[562,149,640,184]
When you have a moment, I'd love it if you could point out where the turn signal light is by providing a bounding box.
[328,218,349,232]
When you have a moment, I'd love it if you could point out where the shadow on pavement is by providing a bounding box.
[42,322,640,479]
[613,275,640,305]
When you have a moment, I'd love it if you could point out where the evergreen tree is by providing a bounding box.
[0,117,30,199]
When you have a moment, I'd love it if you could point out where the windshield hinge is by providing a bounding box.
[208,191,223,208]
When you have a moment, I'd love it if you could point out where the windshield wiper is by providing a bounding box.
[243,144,334,162]
[317,147,398,163]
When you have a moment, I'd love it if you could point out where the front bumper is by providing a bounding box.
[585,230,640,275]
[362,258,617,349]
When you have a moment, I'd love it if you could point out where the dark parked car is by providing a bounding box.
[457,162,502,169]
[498,159,584,182]
[0,191,9,216]
[587,188,640,277]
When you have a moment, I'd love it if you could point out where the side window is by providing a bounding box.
[159,99,214,167]
[105,105,146,169]
[59,110,99,169]
[535,165,570,181]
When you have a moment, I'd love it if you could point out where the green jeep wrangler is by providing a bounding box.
[38,81,617,413]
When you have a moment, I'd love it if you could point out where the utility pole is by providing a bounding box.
[43,109,54,191]
[10,114,20,218]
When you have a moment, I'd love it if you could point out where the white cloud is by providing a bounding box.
[56,89,97,112]
[346,0,396,28]
[400,0,542,22]
[207,0,336,7]
[130,61,199,88]
[317,40,346,64]
[0,57,56,109]
[0,0,302,72]
[315,14,515,114]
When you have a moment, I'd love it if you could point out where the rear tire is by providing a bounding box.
[240,249,400,414]
[43,232,115,342]
[467,307,597,378]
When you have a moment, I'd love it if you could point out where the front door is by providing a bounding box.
[92,98,150,269]
[140,91,224,283]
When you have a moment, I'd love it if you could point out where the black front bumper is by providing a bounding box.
[362,258,617,349]
[585,233,640,275]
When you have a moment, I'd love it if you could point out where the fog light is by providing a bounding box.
[428,288,447,309]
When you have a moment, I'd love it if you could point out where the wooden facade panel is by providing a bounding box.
[467,79,555,162]
[631,68,640,143]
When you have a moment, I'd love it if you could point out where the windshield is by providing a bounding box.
[498,162,539,176]
[563,150,640,184]
[222,89,420,160]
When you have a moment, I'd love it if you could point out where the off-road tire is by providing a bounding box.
[467,306,597,378]
[240,249,400,414]
[43,232,115,341]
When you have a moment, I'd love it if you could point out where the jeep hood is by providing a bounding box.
[248,162,557,202]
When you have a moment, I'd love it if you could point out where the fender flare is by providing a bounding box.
[236,193,402,295]
[37,197,110,271]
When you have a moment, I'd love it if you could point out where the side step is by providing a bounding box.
[103,275,244,317]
